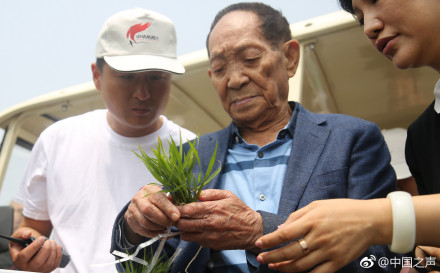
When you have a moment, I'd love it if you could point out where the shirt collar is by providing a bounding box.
[434,79,440,114]
[230,102,297,145]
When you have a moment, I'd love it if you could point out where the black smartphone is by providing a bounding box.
[0,234,70,268]
[0,234,35,246]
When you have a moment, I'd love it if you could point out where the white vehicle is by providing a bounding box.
[0,10,437,268]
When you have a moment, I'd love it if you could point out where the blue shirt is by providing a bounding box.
[209,118,295,272]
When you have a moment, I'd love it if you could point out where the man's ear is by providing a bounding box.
[208,68,212,79]
[282,39,300,78]
[91,63,102,91]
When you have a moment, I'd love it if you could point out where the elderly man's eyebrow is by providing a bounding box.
[209,52,226,65]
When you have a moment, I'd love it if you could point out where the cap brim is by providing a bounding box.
[104,55,185,74]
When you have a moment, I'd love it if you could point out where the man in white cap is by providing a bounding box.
[9,8,195,273]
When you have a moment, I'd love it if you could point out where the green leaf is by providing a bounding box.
[133,133,221,205]
[119,247,173,273]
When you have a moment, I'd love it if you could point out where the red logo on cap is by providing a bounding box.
[126,22,151,43]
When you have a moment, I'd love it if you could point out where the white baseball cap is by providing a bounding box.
[95,8,185,74]
[382,128,412,180]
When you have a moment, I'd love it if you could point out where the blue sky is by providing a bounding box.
[0,0,340,112]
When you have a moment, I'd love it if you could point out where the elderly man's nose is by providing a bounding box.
[227,68,249,89]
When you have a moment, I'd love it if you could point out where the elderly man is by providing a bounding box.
[111,3,399,273]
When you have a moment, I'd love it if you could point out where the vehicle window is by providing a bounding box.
[0,140,31,206]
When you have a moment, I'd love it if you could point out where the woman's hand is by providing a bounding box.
[255,198,391,273]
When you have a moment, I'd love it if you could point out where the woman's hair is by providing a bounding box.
[338,0,355,14]
[206,2,292,56]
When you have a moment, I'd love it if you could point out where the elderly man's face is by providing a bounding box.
[208,10,298,127]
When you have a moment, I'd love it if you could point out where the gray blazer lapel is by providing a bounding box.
[197,124,233,190]
[278,107,330,215]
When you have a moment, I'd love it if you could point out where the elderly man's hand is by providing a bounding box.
[124,184,180,244]
[176,189,263,252]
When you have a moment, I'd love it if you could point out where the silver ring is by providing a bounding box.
[165,192,171,197]
[298,238,310,254]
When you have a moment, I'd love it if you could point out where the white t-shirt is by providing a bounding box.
[15,109,196,273]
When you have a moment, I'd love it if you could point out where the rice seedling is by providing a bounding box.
[119,248,173,273]
[135,134,221,205]
[127,133,221,272]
